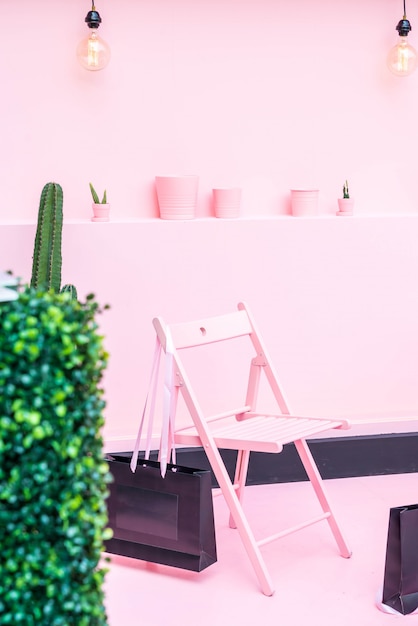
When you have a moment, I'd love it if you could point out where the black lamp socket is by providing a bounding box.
[396,18,412,37]
[85,10,102,29]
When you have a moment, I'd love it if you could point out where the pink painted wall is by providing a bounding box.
[1,0,418,448]
[1,0,418,220]
[2,217,418,450]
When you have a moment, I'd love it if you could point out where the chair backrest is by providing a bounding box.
[155,308,252,350]
[152,302,291,423]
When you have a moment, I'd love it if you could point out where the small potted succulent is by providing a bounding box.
[337,180,354,216]
[90,183,110,222]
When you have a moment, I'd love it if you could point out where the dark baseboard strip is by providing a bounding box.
[114,432,418,486]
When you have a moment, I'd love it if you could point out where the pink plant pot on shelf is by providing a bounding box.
[337,198,354,216]
[212,188,241,218]
[290,189,319,216]
[91,203,110,222]
[155,175,199,220]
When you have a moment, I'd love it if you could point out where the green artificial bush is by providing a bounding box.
[0,288,111,626]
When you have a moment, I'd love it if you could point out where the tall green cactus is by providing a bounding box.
[30,182,77,299]
[60,283,78,300]
[31,182,63,292]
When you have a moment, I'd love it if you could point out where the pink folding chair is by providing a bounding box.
[152,302,352,596]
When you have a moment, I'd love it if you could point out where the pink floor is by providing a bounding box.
[104,472,417,625]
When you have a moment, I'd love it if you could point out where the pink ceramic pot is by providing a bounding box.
[337,198,354,216]
[290,189,319,216]
[155,175,199,220]
[212,188,241,218]
[91,203,110,222]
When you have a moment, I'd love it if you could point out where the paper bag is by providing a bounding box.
[104,453,217,572]
[382,504,418,615]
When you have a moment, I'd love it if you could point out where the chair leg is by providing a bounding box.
[206,446,275,595]
[229,449,250,529]
[294,438,352,559]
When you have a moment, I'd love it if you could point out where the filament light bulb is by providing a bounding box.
[387,35,417,76]
[387,13,417,77]
[77,31,111,71]
[76,3,110,71]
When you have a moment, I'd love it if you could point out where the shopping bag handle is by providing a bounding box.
[130,329,176,477]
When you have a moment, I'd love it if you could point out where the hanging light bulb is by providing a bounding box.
[387,0,417,77]
[76,2,111,71]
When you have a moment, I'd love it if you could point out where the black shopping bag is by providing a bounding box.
[104,453,217,572]
[382,504,418,615]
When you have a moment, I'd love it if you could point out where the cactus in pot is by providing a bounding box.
[90,183,110,222]
[30,182,77,298]
[337,180,354,216]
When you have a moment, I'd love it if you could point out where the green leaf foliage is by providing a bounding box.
[89,183,100,204]
[0,288,111,625]
[89,184,107,205]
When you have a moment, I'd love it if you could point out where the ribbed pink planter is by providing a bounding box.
[212,188,241,218]
[290,189,319,217]
[155,175,199,220]
[91,203,110,222]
